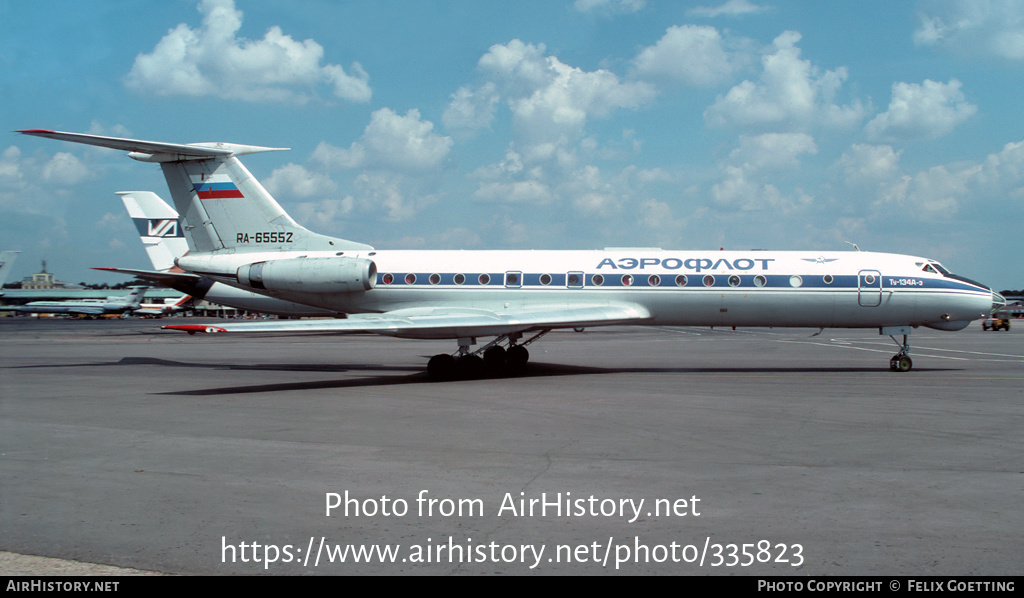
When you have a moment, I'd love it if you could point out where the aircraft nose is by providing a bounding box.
[991,291,1006,315]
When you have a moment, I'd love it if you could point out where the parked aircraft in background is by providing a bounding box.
[0,286,147,317]
[0,251,19,296]
[19,129,1003,378]
[134,293,192,317]
[93,191,340,318]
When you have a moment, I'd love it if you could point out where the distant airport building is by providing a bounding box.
[18,261,81,290]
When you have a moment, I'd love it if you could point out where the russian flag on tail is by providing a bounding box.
[191,174,244,199]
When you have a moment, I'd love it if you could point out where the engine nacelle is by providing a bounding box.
[237,257,376,293]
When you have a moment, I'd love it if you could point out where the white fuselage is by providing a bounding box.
[178,248,996,336]
[11,300,132,315]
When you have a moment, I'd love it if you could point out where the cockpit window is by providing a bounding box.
[922,261,951,275]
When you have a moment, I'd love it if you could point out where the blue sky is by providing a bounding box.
[2,0,1022,291]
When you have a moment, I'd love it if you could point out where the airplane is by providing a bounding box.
[133,293,193,317]
[18,129,1004,378]
[0,251,20,296]
[0,285,148,317]
[93,191,341,318]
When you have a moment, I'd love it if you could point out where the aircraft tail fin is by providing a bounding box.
[108,286,147,309]
[19,130,372,255]
[0,251,20,288]
[170,294,192,308]
[118,192,187,271]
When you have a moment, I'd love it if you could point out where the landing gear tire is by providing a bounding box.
[506,345,529,374]
[890,354,913,372]
[483,346,507,374]
[455,354,485,379]
[427,354,456,381]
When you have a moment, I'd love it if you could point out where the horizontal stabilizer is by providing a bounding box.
[18,130,287,162]
[92,267,201,286]
[22,128,370,253]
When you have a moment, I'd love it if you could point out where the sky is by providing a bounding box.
[1,0,1022,291]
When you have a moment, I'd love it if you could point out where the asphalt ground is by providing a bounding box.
[0,317,1021,575]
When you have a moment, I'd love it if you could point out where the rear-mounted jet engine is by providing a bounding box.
[237,256,376,293]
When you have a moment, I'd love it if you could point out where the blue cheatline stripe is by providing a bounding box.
[372,271,989,293]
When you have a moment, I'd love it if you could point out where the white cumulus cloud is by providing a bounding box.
[455,40,657,211]
[467,40,656,157]
[313,108,452,173]
[688,0,771,18]
[914,0,1024,60]
[712,133,817,212]
[728,133,818,172]
[704,31,866,131]
[125,0,371,104]
[865,79,976,142]
[632,25,742,87]
[836,144,903,185]
[442,82,501,138]
[263,163,338,199]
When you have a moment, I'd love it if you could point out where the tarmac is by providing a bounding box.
[0,317,1021,575]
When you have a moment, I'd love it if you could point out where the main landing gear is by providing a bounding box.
[883,326,913,372]
[427,330,549,381]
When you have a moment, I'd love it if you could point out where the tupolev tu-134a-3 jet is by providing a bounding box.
[19,129,1004,379]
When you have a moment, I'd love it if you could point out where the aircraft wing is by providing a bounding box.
[163,302,651,339]
[92,267,202,286]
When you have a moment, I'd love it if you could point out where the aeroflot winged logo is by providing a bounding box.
[802,257,839,264]
[133,218,183,238]
[191,174,243,199]
[148,219,179,237]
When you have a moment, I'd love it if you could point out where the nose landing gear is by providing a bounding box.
[883,326,913,372]
[889,353,913,372]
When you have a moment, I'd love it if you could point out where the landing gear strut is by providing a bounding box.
[427,330,549,381]
[883,326,913,372]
